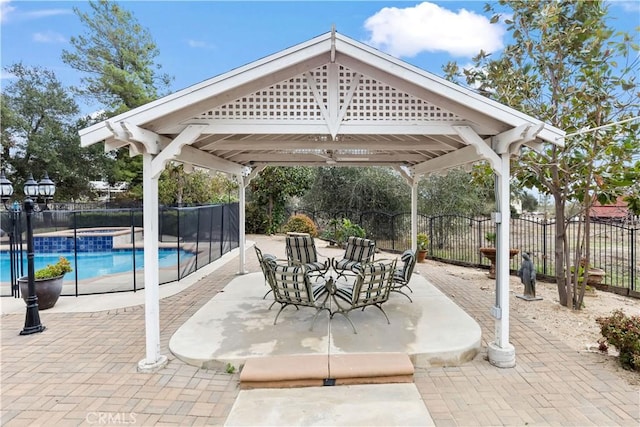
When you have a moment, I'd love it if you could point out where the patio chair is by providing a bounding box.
[263,257,330,330]
[285,233,330,280]
[331,236,376,281]
[390,250,416,302]
[330,258,396,334]
[255,246,277,302]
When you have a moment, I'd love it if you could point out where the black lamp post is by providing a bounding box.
[6,171,56,335]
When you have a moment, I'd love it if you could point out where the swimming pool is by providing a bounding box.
[0,249,195,282]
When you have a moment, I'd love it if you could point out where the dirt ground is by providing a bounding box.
[424,259,640,387]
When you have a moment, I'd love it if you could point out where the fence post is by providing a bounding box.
[220,204,225,256]
[543,219,548,276]
[391,213,396,251]
[208,205,214,264]
[131,209,137,293]
[428,216,433,255]
[476,219,482,264]
[631,227,636,292]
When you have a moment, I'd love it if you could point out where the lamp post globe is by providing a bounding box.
[38,172,56,201]
[0,169,13,206]
[23,174,39,198]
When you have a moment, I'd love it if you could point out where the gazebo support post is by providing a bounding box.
[238,175,248,274]
[138,152,168,372]
[487,152,516,368]
[410,181,418,252]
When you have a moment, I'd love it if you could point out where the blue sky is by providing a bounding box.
[1,0,639,114]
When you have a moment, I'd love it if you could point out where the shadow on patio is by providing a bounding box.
[169,266,482,371]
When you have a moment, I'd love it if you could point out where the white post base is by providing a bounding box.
[137,355,168,373]
[487,342,516,368]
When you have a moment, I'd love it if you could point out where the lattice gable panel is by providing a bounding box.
[344,73,461,122]
[192,64,462,123]
[193,68,328,122]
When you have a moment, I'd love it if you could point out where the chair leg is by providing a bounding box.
[372,304,391,324]
[273,303,293,325]
[263,288,273,300]
[309,307,330,331]
[391,288,413,303]
[330,310,358,334]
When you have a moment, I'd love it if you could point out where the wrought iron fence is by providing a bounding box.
[286,209,639,295]
[0,203,239,297]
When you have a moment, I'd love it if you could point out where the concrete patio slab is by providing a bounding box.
[169,270,482,370]
[224,383,434,426]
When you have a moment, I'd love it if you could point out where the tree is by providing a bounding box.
[247,167,314,234]
[303,167,410,213]
[520,192,538,213]
[444,0,640,308]
[1,63,110,200]
[62,0,174,199]
[62,0,172,114]
[158,165,238,206]
[418,168,493,217]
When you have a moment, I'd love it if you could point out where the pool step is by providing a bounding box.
[240,353,414,389]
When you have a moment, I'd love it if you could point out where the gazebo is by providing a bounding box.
[79,29,564,372]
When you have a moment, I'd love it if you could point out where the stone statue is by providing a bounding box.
[518,252,536,298]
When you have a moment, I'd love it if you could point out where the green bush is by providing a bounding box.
[283,214,318,237]
[417,233,429,251]
[34,257,73,279]
[596,309,640,372]
[323,218,366,246]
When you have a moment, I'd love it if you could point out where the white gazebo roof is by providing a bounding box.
[79,29,564,372]
[80,29,563,176]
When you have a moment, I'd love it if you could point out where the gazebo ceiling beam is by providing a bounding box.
[174,122,490,135]
[204,139,450,151]
[232,152,424,163]
[175,146,243,175]
[412,145,480,176]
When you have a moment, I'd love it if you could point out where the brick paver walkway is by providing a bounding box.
[1,234,638,426]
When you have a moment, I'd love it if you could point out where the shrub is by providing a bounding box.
[334,218,365,246]
[417,233,429,251]
[283,214,318,237]
[596,309,640,372]
[34,257,73,279]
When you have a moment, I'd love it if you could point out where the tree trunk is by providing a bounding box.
[553,194,569,307]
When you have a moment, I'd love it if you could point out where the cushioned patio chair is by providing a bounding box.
[263,258,330,330]
[330,258,396,334]
[391,250,417,302]
[285,233,330,280]
[255,246,277,302]
[331,236,376,281]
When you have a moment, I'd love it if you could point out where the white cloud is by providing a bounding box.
[0,1,71,23]
[614,1,640,13]
[24,8,72,19]
[187,39,215,49]
[0,0,16,23]
[33,31,66,43]
[364,2,505,58]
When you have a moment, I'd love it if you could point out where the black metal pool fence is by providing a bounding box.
[1,203,239,297]
[286,209,639,296]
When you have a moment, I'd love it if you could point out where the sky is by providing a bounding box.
[1,0,639,115]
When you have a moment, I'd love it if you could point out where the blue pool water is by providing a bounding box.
[0,249,195,281]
